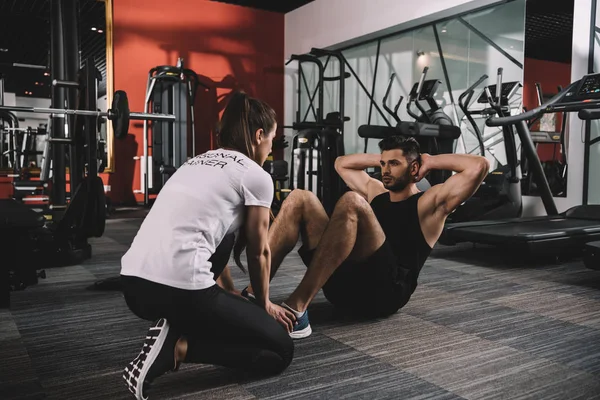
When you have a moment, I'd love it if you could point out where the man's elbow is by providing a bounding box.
[334,156,345,173]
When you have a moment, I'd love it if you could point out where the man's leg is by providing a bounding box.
[268,189,329,278]
[284,191,386,313]
[246,189,328,296]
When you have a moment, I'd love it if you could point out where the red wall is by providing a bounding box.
[104,0,285,205]
[0,177,12,199]
[522,58,571,162]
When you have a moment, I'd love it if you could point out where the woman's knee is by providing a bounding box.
[274,336,294,373]
[255,331,294,376]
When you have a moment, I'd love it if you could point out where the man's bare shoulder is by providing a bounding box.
[366,178,388,203]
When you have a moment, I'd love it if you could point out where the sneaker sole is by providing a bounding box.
[290,324,312,339]
[123,319,170,400]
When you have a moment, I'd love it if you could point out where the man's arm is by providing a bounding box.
[334,153,385,201]
[419,153,489,216]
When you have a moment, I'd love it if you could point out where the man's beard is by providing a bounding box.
[382,169,412,192]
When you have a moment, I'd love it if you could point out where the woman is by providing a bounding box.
[120,92,296,400]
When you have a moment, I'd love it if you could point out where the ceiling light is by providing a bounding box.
[91,27,97,31]
[0,48,7,52]
[441,28,447,33]
[97,29,104,33]
[44,72,50,76]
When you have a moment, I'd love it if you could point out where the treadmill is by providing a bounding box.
[441,72,600,256]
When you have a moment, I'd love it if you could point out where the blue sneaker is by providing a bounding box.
[282,302,312,339]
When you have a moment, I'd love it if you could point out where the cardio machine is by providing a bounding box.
[444,69,523,225]
[403,67,457,185]
[357,72,462,187]
[407,67,455,127]
[441,72,600,258]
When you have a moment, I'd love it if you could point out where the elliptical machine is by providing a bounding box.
[358,72,462,191]
[407,67,455,127]
[404,67,457,185]
[442,68,523,227]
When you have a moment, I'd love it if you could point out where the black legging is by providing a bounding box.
[121,234,294,376]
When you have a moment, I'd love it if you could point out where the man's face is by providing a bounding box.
[380,149,417,192]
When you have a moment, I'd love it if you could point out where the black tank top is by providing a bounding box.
[370,191,432,287]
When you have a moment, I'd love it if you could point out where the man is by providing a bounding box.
[220,135,489,339]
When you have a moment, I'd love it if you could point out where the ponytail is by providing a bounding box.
[218,91,278,273]
[217,92,255,160]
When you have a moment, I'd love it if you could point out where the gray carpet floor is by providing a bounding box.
[2,216,600,400]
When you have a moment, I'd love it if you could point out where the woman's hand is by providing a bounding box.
[264,301,297,332]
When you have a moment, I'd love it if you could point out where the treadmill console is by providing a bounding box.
[409,79,441,100]
[568,73,600,101]
[477,81,521,103]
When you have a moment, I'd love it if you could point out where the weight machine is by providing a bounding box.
[0,63,176,307]
[286,48,352,216]
[139,59,201,206]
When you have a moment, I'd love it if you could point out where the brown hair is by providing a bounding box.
[217,91,277,273]
[379,135,421,164]
[217,91,277,163]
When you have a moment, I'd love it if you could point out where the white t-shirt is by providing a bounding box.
[120,149,274,290]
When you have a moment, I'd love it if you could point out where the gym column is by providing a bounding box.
[62,0,83,193]
[50,0,67,209]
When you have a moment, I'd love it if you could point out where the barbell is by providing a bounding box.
[0,90,174,140]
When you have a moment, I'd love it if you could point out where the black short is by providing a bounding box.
[298,241,413,318]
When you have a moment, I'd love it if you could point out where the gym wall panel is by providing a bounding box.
[107,0,284,205]
[0,177,13,199]
[284,0,505,58]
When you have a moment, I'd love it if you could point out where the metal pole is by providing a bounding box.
[433,25,455,104]
[84,58,99,178]
[51,0,67,208]
[0,73,4,106]
[514,120,559,215]
[143,71,153,206]
[365,39,382,153]
[0,105,175,122]
[584,0,597,205]
[63,0,82,195]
